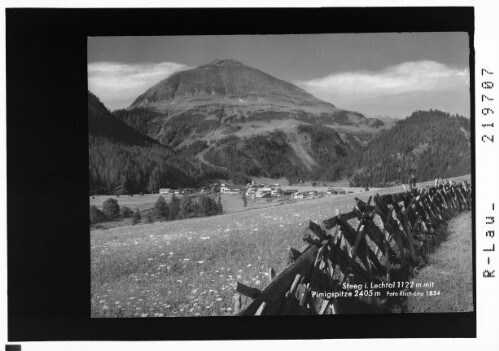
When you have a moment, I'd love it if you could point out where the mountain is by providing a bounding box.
[114,59,389,183]
[88,91,227,195]
[347,110,471,187]
[88,91,158,147]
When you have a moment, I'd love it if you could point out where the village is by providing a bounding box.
[158,180,372,201]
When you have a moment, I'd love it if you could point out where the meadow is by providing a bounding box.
[91,175,471,317]
[407,211,473,313]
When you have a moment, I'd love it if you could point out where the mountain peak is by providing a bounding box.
[206,58,243,66]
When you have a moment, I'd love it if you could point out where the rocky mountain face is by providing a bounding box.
[113,59,390,182]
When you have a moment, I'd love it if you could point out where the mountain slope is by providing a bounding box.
[113,59,390,183]
[88,91,227,194]
[88,91,158,147]
[347,110,471,187]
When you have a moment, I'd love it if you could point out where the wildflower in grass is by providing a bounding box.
[216,298,222,302]
[158,313,164,317]
[102,305,109,310]
[99,300,105,303]
[169,252,174,255]
[176,280,182,283]
[197,261,204,264]
[183,258,190,261]
[256,281,261,285]
[247,264,252,267]
[141,314,148,317]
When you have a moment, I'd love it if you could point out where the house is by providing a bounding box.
[255,190,271,199]
[293,192,304,199]
[220,186,232,194]
[261,192,272,199]
[159,188,170,194]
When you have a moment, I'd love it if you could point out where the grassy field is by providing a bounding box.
[91,174,471,317]
[89,186,367,214]
[406,211,473,313]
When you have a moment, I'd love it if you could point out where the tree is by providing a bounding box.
[145,212,154,223]
[153,196,169,221]
[120,206,133,218]
[217,195,223,214]
[199,194,218,216]
[132,208,141,225]
[241,188,248,207]
[90,205,104,224]
[168,194,181,220]
[102,198,120,219]
[179,196,194,219]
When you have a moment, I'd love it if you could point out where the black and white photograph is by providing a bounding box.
[88,33,473,318]
[12,3,499,348]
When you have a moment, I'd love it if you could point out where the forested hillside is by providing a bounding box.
[203,125,362,184]
[347,110,471,187]
[88,92,158,146]
[88,92,226,194]
[90,88,470,191]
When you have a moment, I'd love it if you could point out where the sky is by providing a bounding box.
[88,33,470,118]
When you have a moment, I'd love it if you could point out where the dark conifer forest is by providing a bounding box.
[346,110,471,187]
[88,92,226,194]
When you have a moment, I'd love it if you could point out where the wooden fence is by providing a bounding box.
[233,180,472,315]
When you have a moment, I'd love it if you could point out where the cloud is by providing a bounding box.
[296,60,469,108]
[88,61,189,110]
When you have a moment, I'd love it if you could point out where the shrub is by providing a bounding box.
[90,205,104,224]
[145,212,154,223]
[102,198,120,219]
[120,206,133,218]
[132,208,141,225]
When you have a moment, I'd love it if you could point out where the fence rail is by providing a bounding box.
[233,180,472,315]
